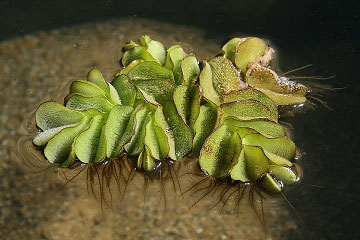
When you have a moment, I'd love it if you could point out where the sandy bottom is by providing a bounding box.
[0,18,299,240]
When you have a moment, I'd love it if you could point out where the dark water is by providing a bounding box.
[1,0,359,239]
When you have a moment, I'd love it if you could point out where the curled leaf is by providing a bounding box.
[173,85,200,133]
[243,145,269,181]
[246,65,308,105]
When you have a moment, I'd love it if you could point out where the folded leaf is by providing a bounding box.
[125,104,153,156]
[154,101,192,160]
[137,145,156,172]
[173,85,200,132]
[165,45,186,84]
[230,149,250,182]
[69,80,107,98]
[269,165,297,185]
[181,55,200,85]
[243,145,269,181]
[128,61,175,83]
[260,173,282,193]
[87,68,109,94]
[139,35,166,65]
[74,114,106,163]
[222,37,245,62]
[104,105,134,158]
[144,113,169,160]
[199,61,221,105]
[192,103,218,157]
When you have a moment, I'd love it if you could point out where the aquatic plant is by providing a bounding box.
[31,35,308,209]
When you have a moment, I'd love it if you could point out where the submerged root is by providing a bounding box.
[134,159,183,216]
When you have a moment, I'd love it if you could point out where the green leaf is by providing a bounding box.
[220,99,278,122]
[173,85,200,133]
[192,103,218,157]
[199,124,240,178]
[137,146,157,172]
[222,38,243,62]
[35,102,84,131]
[165,45,186,84]
[65,93,115,113]
[222,88,278,115]
[122,46,158,67]
[208,56,246,96]
[144,113,169,160]
[260,173,282,193]
[44,114,91,165]
[111,74,137,106]
[222,117,285,138]
[230,149,250,182]
[199,61,221,105]
[242,134,296,161]
[181,55,200,85]
[269,165,297,185]
[243,145,269,181]
[118,59,144,75]
[234,37,268,73]
[154,101,192,160]
[69,80,107,98]
[87,68,110,94]
[128,61,174,83]
[140,35,166,65]
[124,104,153,156]
[33,123,78,146]
[245,65,308,105]
[104,105,134,158]
[74,114,107,163]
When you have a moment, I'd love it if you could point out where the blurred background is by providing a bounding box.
[0,0,359,239]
